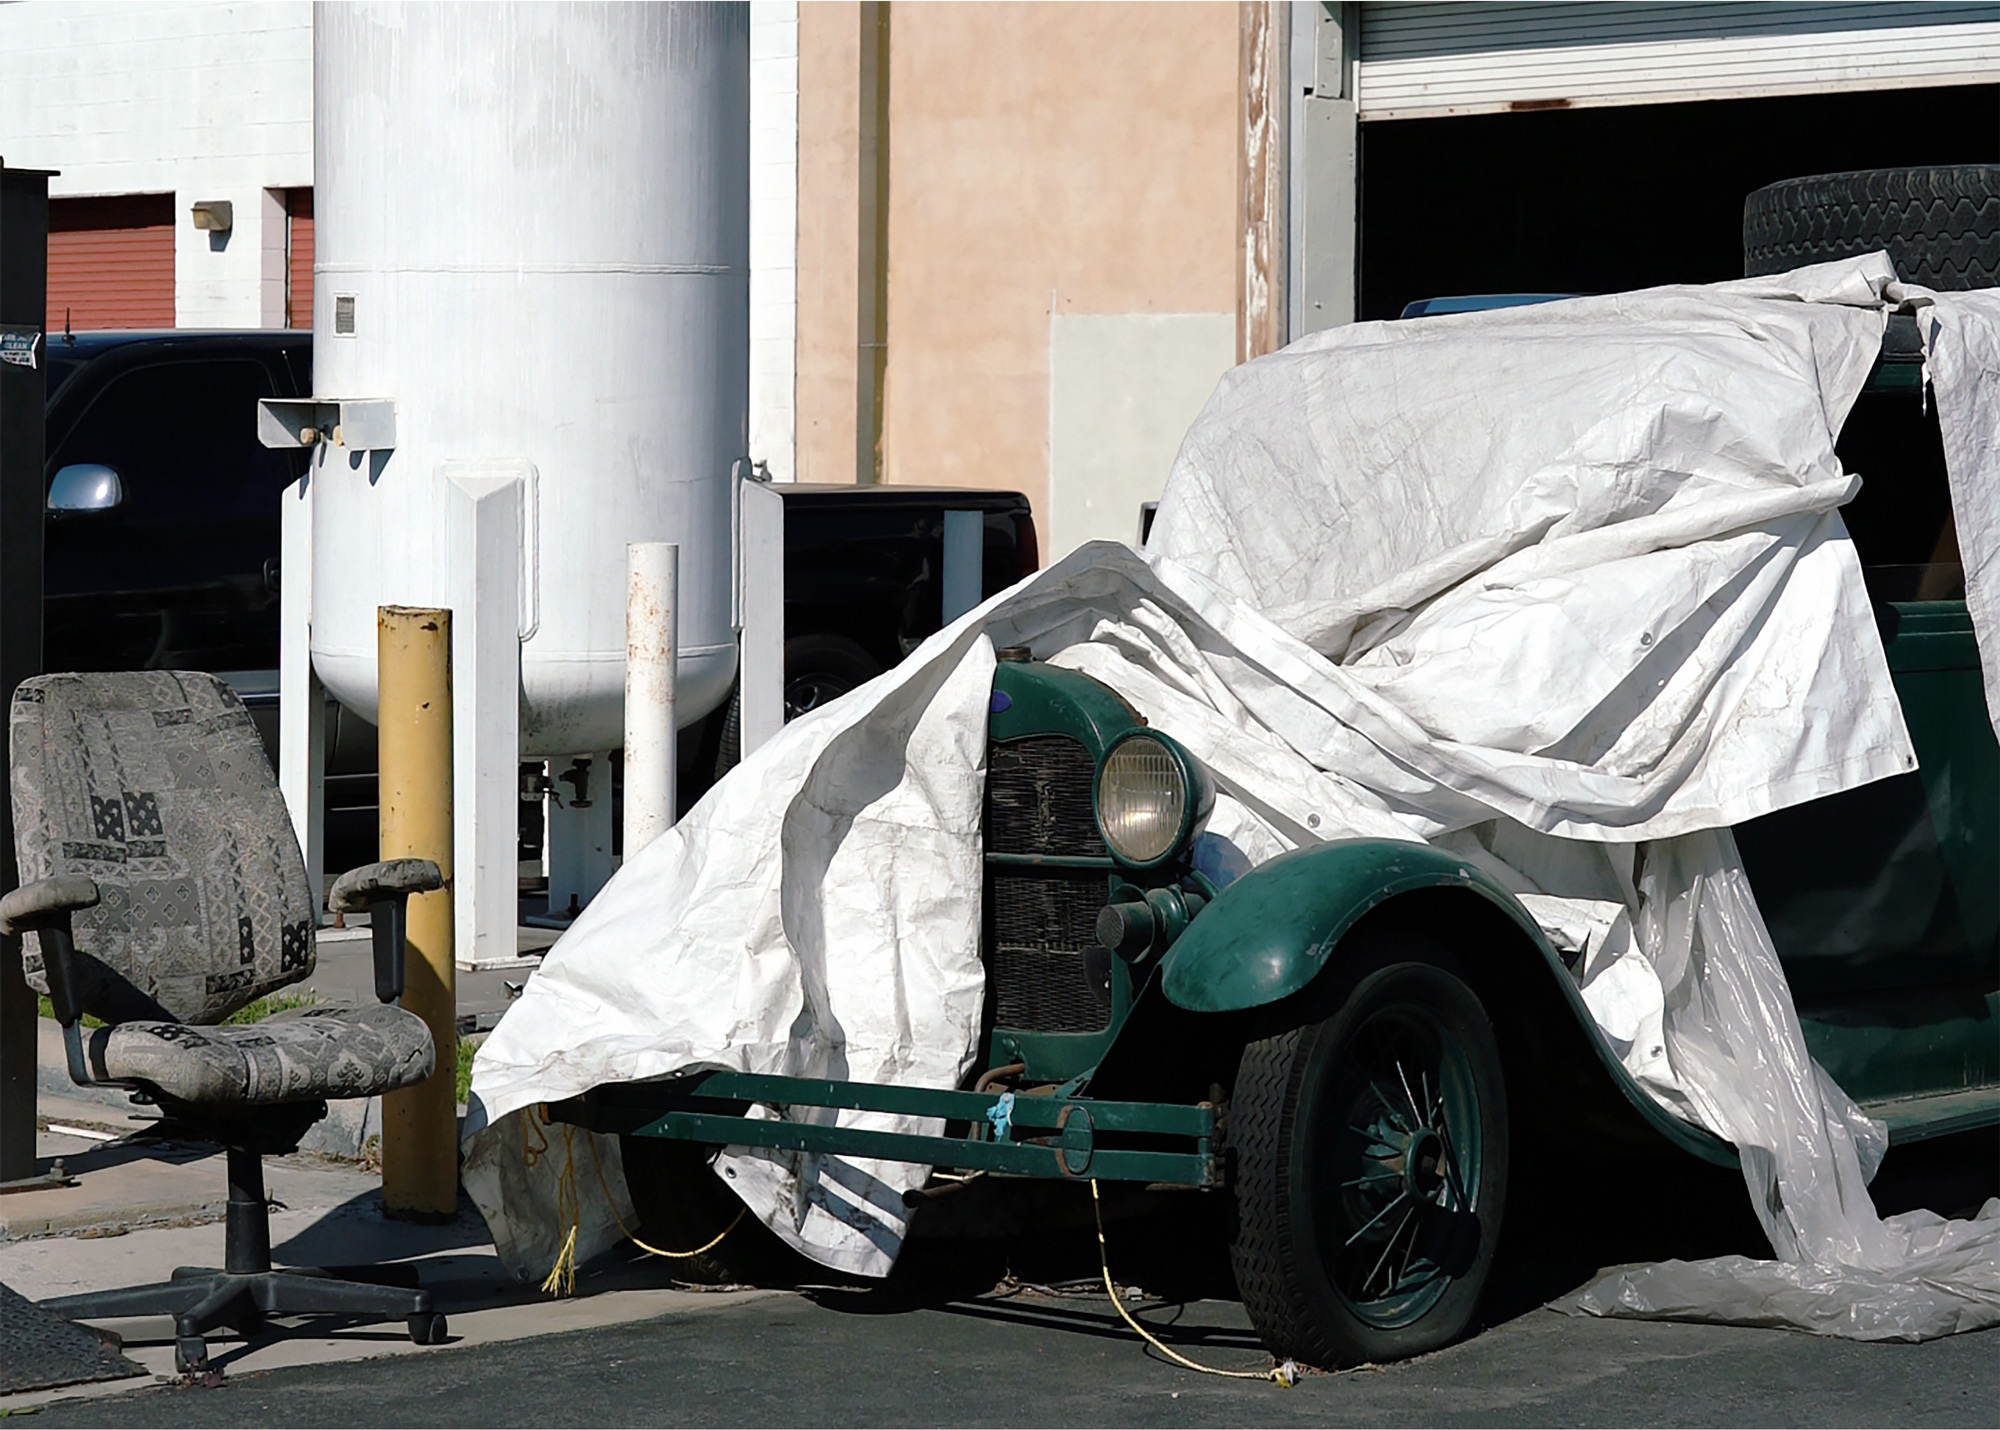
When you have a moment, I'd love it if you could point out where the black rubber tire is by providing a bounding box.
[618,1132,815,1287]
[1228,931,1509,1369]
[711,690,743,784]
[712,634,885,781]
[1743,165,2000,289]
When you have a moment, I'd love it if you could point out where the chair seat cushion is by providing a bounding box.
[86,1004,435,1106]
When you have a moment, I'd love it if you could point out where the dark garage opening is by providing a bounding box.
[1358,83,2000,320]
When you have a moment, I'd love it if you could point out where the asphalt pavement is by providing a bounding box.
[22,1128,1998,1427]
[28,1284,1999,1428]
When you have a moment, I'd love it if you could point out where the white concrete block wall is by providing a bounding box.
[749,0,799,481]
[259,185,289,327]
[0,0,313,328]
[176,178,297,329]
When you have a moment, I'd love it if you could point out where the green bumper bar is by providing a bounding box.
[547,1069,1222,1187]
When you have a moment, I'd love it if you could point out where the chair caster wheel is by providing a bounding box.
[408,1311,448,1345]
[174,1336,211,1377]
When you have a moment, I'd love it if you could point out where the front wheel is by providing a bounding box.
[1229,933,1508,1367]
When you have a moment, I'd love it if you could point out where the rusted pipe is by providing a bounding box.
[973,1062,1026,1094]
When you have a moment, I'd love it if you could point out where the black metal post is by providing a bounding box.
[223,1148,273,1275]
[0,162,51,1182]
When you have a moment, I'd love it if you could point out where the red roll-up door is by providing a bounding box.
[287,187,313,330]
[46,194,175,331]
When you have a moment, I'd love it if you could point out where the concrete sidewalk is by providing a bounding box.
[0,920,755,1415]
[299,919,557,1033]
[1,1119,768,1415]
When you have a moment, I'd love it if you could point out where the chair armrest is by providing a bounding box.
[0,875,99,937]
[327,859,443,913]
[0,878,99,1077]
[327,859,443,1004]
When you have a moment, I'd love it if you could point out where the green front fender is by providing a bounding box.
[1160,839,1533,1014]
[1156,837,1737,1168]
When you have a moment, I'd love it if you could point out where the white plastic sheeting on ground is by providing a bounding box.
[463,255,1999,1339]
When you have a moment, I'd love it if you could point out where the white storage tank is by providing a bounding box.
[308,1,748,755]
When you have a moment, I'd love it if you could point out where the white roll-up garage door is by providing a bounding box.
[1358,3,2000,122]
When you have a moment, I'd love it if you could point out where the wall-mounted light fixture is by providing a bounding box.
[190,199,234,233]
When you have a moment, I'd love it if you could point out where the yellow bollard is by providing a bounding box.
[377,606,458,1220]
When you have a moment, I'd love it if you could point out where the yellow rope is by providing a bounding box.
[585,1126,748,1260]
[531,1108,749,1295]
[522,1103,551,1166]
[1090,1179,1298,1387]
[538,1117,582,1297]
[539,1224,579,1298]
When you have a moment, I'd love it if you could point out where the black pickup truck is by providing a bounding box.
[39,330,1040,865]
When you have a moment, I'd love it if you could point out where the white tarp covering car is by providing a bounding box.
[464,254,1999,1341]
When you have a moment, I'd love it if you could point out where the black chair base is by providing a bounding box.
[44,1268,444,1375]
[40,1144,445,1375]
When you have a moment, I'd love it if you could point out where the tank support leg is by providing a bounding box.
[445,468,526,971]
[547,755,616,919]
[279,468,326,919]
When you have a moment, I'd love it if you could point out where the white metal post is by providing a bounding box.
[942,509,983,623]
[739,478,786,756]
[748,1,800,485]
[445,468,524,971]
[278,465,325,915]
[624,543,679,857]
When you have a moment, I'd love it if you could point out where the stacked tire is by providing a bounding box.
[1743,164,2000,289]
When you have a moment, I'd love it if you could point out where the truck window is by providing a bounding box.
[44,359,290,598]
[43,358,295,674]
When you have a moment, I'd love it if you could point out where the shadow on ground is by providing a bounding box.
[741,1124,2000,1355]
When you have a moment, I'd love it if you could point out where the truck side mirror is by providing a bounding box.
[47,463,124,518]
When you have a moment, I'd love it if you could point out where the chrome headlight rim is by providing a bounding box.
[1094,730,1207,871]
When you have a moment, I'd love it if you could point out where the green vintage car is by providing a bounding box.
[553,312,1997,1369]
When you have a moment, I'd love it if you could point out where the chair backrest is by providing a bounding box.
[9,671,315,1025]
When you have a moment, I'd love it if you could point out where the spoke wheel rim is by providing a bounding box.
[1311,999,1483,1329]
[783,675,850,721]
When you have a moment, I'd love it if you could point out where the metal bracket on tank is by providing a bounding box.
[258,398,398,452]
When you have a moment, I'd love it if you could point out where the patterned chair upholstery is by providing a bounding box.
[4,671,449,1372]
[9,671,431,1101]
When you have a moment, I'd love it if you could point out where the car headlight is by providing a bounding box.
[1096,733,1203,867]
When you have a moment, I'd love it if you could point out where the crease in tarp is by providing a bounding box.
[462,253,1999,1340]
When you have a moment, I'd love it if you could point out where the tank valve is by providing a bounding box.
[557,758,593,809]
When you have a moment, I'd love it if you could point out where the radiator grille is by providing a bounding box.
[986,736,1105,857]
[988,872,1113,1034]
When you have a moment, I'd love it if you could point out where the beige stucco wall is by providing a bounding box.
[797,1,1239,546]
